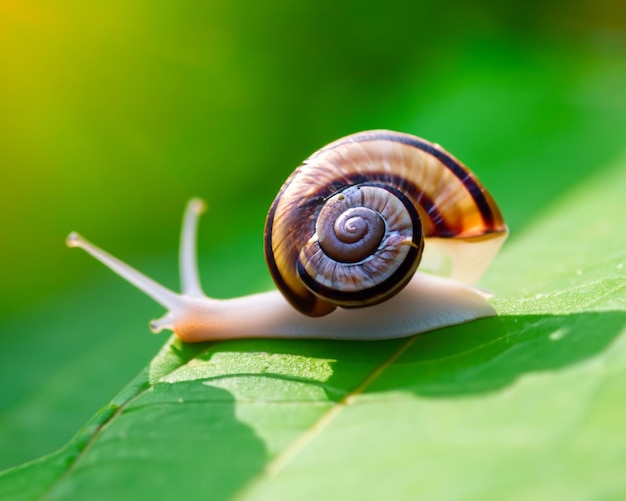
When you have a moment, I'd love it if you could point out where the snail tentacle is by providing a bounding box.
[180,198,207,297]
[66,232,184,312]
[67,202,220,335]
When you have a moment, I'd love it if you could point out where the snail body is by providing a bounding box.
[68,130,507,342]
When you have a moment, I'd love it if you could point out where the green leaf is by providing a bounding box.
[1,153,624,500]
[1,5,625,498]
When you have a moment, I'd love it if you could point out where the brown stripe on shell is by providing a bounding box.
[264,193,335,316]
[310,130,506,236]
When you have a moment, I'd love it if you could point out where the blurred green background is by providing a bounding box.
[1,0,625,471]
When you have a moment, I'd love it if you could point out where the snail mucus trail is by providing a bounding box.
[67,130,508,342]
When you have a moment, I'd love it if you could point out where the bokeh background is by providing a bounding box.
[1,0,625,471]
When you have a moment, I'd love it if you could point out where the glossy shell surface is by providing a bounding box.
[264,130,507,317]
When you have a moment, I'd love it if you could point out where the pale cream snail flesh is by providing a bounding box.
[67,130,508,342]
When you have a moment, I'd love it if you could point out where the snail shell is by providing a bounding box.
[67,130,507,342]
[265,130,506,317]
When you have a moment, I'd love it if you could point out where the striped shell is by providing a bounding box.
[264,130,507,317]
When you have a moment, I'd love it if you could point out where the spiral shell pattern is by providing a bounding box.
[264,130,507,317]
[298,183,423,308]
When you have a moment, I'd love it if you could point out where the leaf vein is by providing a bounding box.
[235,335,419,497]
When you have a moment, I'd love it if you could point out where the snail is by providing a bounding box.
[67,130,507,342]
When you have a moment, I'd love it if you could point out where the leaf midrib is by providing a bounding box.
[233,334,420,498]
